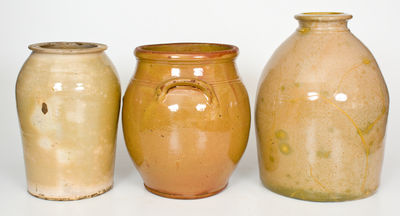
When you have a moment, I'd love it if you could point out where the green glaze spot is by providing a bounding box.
[322,91,330,97]
[269,156,275,162]
[279,143,292,155]
[362,58,371,65]
[299,27,311,34]
[317,150,331,159]
[275,129,288,140]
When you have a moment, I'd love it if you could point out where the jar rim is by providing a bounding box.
[28,42,107,54]
[295,12,353,21]
[135,43,238,61]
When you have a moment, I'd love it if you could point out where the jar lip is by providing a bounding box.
[295,12,353,21]
[28,42,107,54]
[135,42,238,61]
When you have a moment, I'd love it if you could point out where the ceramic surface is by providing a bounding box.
[255,13,389,201]
[16,42,121,200]
[123,43,251,199]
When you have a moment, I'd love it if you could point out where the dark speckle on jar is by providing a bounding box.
[41,103,48,115]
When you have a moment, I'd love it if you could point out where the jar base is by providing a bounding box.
[144,183,227,199]
[262,182,377,202]
[28,184,113,201]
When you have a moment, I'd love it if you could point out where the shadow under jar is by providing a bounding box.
[123,43,251,199]
[255,12,389,202]
[16,42,121,200]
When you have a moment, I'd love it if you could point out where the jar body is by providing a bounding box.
[16,50,121,200]
[123,55,250,199]
[256,16,389,201]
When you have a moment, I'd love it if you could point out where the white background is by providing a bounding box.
[0,0,399,215]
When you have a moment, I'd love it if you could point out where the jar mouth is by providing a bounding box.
[29,42,107,54]
[295,12,352,21]
[135,43,238,61]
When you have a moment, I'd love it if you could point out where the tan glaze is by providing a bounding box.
[256,13,389,201]
[123,43,250,199]
[16,42,121,200]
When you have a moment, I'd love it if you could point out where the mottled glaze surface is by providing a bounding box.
[123,43,250,199]
[16,42,121,200]
[256,13,389,201]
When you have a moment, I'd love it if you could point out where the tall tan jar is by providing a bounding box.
[255,13,389,201]
[123,43,250,199]
[16,42,121,200]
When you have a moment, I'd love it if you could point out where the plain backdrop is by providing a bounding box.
[0,0,399,215]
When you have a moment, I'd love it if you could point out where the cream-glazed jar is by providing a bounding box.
[256,13,389,201]
[16,42,121,200]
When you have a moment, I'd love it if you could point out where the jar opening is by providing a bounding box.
[295,12,352,21]
[139,43,235,53]
[303,12,344,15]
[135,43,238,61]
[29,42,107,54]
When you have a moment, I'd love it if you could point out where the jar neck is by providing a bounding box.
[297,20,349,32]
[295,12,352,33]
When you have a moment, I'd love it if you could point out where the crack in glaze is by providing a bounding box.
[361,106,387,134]
[309,163,329,192]
[334,62,364,94]
[319,95,369,192]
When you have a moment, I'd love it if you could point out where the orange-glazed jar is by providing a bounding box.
[122,43,250,199]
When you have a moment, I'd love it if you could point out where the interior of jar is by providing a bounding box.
[302,12,344,15]
[139,43,235,53]
[40,42,98,49]
[295,12,352,21]
[135,43,238,61]
[29,42,107,54]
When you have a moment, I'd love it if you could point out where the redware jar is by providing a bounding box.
[123,43,250,199]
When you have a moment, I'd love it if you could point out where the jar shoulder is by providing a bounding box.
[133,60,240,83]
[123,80,250,128]
[262,31,383,77]
[125,80,249,108]
[16,53,121,96]
[257,31,389,105]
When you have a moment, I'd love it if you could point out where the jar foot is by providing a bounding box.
[144,183,227,199]
[28,184,113,201]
